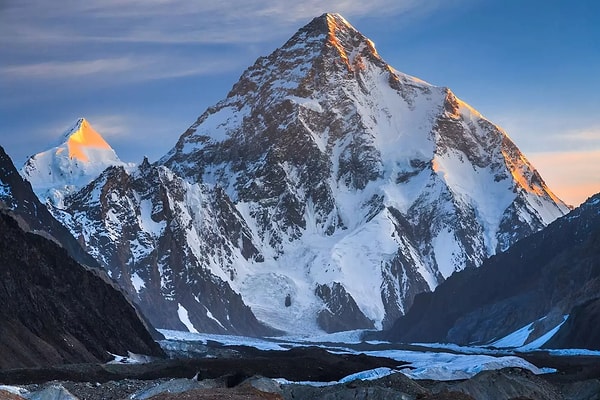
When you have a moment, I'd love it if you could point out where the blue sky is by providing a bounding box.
[1,0,598,205]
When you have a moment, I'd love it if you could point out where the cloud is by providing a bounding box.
[0,0,469,93]
[85,115,131,139]
[0,0,467,94]
[566,127,600,144]
[1,58,139,79]
[493,110,600,153]
[1,0,466,46]
[0,54,244,84]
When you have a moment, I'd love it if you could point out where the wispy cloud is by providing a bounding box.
[1,0,465,46]
[0,0,466,92]
[0,54,244,84]
[85,115,131,139]
[1,58,139,79]
[493,110,600,153]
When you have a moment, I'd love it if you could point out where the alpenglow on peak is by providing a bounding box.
[21,118,132,207]
[59,117,113,163]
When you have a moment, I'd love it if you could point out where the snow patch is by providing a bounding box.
[131,272,145,293]
[177,304,199,334]
[108,351,154,364]
[0,385,28,396]
[489,315,569,350]
[519,315,569,351]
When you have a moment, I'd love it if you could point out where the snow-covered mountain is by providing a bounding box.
[21,117,133,207]
[26,13,569,335]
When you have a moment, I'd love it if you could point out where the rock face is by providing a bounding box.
[57,161,274,336]
[545,297,600,350]
[24,14,568,334]
[385,193,600,347]
[0,211,165,369]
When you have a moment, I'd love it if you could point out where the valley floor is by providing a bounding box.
[1,331,599,400]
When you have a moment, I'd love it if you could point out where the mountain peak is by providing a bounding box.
[59,117,113,163]
[321,12,354,31]
[308,13,358,35]
[301,12,379,70]
[146,14,569,333]
[21,118,131,207]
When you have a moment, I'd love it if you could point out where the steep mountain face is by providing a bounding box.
[158,13,567,331]
[545,297,600,350]
[21,118,132,208]
[27,13,568,334]
[385,193,600,347]
[0,149,164,369]
[0,146,97,268]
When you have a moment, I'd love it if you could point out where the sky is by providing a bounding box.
[1,0,598,206]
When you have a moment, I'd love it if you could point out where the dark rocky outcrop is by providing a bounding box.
[0,210,164,369]
[315,282,374,332]
[545,297,600,350]
[385,193,600,347]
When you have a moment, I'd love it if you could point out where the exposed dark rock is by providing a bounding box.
[428,368,561,400]
[4,344,600,399]
[315,282,375,332]
[544,297,600,350]
[59,164,275,336]
[282,371,430,400]
[0,211,164,369]
[384,193,600,347]
[0,346,402,385]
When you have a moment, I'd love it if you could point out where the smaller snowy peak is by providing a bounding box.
[58,117,113,163]
[21,118,134,207]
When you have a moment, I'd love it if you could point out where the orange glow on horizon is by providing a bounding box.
[527,150,600,207]
[67,119,111,162]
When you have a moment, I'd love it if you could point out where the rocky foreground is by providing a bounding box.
[1,344,599,400]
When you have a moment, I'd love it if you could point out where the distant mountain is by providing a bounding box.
[21,118,133,208]
[385,193,600,349]
[25,13,568,335]
[0,146,164,369]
